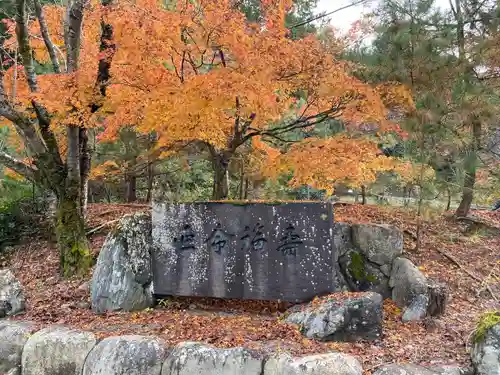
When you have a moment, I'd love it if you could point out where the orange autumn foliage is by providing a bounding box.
[100,0,406,147]
[2,2,103,129]
[264,135,423,193]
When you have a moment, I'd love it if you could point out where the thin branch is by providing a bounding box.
[86,219,120,235]
[290,0,369,29]
[219,49,226,68]
[436,246,498,301]
[180,50,186,82]
[261,132,300,143]
[234,96,240,135]
[11,48,18,103]
[34,0,61,73]
[449,0,457,18]
[0,150,38,182]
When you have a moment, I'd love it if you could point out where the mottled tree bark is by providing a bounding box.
[126,175,137,202]
[211,150,232,200]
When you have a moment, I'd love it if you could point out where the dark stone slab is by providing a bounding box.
[151,202,338,302]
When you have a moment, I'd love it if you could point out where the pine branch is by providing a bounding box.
[290,0,369,29]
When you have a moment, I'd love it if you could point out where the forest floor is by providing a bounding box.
[2,202,499,372]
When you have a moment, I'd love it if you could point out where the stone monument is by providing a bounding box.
[151,201,339,302]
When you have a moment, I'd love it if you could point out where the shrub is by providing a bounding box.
[0,177,52,250]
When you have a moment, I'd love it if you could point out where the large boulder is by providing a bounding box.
[390,257,430,322]
[333,222,354,258]
[0,320,35,375]
[162,342,263,375]
[264,352,362,375]
[471,322,500,375]
[351,224,403,266]
[83,335,166,375]
[91,212,154,313]
[0,269,26,317]
[22,326,97,375]
[285,292,383,341]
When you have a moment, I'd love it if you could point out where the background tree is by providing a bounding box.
[345,0,500,216]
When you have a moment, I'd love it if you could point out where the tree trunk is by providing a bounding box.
[79,127,91,216]
[210,149,232,200]
[361,185,366,205]
[238,161,245,200]
[446,186,451,211]
[81,177,88,215]
[55,191,92,277]
[244,178,249,199]
[456,118,481,217]
[146,163,154,202]
[126,175,137,202]
[57,125,93,276]
[455,169,476,217]
[426,281,448,317]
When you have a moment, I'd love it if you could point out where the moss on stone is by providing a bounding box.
[474,311,500,343]
[348,251,377,284]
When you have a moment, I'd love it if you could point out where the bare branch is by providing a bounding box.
[0,150,38,182]
[290,0,369,29]
[34,0,61,73]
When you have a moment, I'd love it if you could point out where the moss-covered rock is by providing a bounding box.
[471,320,500,375]
[90,212,154,314]
[339,250,390,298]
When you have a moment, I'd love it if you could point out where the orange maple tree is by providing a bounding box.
[96,0,413,198]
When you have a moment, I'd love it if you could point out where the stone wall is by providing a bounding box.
[0,319,474,375]
[0,320,364,375]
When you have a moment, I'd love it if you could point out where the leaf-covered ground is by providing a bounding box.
[3,203,499,371]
